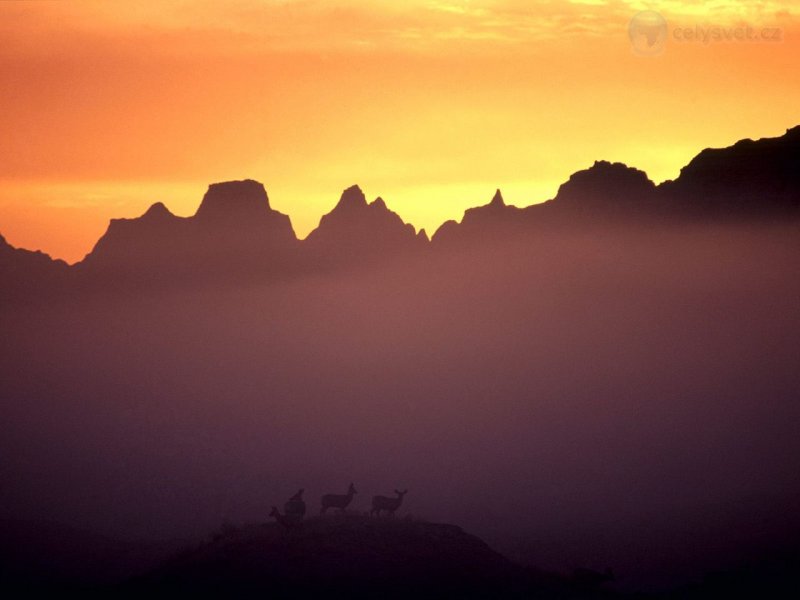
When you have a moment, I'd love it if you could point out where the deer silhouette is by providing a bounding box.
[320,483,357,514]
[269,506,298,530]
[370,489,408,516]
[284,488,306,521]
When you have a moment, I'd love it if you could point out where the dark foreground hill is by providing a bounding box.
[124,515,616,599]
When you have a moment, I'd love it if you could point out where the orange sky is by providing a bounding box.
[1,0,798,263]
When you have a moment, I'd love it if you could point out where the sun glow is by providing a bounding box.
[1,1,798,262]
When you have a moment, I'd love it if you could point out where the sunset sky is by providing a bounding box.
[1,0,798,263]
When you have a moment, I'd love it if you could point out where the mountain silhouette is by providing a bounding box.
[433,189,525,245]
[305,185,425,267]
[430,163,660,246]
[659,125,800,217]
[78,179,298,287]
[0,233,68,302]
[433,127,800,245]
[2,125,800,296]
[550,161,658,214]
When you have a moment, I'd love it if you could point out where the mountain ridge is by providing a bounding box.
[2,125,799,292]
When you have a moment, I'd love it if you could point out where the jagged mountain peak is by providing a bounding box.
[332,184,368,212]
[431,188,519,244]
[490,189,505,207]
[460,188,515,221]
[306,186,422,257]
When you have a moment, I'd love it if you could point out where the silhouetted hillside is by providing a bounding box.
[660,125,800,217]
[2,207,799,593]
[126,516,616,599]
[659,548,800,599]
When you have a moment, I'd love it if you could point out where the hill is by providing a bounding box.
[125,515,616,598]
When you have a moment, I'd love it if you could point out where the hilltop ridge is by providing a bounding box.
[125,515,614,599]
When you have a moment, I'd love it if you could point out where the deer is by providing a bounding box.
[370,489,408,516]
[269,506,299,530]
[320,483,357,514]
[284,488,306,521]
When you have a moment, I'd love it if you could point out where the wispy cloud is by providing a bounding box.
[2,1,793,55]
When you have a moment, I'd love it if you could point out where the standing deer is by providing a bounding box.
[370,489,408,516]
[284,489,306,521]
[269,506,298,530]
[320,483,357,514]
